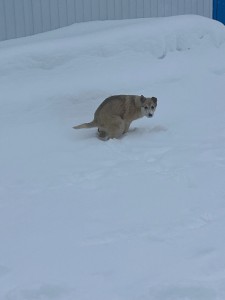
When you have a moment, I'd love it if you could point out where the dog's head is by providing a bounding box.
[140,95,157,118]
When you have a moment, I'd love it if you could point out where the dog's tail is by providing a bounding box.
[73,120,97,129]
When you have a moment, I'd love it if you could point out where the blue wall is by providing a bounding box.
[214,0,225,23]
[0,0,213,42]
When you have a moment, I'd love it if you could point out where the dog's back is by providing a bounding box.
[94,95,139,122]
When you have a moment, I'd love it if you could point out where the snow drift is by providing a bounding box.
[1,15,225,300]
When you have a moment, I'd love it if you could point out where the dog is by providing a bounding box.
[73,95,157,140]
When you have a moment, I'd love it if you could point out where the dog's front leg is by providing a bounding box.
[123,122,131,134]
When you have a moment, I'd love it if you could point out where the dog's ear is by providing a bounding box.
[152,97,157,104]
[140,95,146,104]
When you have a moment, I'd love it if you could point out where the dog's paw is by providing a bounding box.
[97,129,109,141]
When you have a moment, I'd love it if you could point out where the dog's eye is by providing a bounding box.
[144,106,148,110]
[151,106,155,110]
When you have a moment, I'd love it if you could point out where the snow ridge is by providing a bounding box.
[0,15,225,75]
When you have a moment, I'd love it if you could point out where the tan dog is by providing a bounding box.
[73,95,157,140]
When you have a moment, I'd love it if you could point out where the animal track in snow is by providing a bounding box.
[212,67,225,76]
[187,213,214,230]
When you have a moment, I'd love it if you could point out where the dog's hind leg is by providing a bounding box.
[107,116,125,139]
[123,121,131,134]
[97,129,109,141]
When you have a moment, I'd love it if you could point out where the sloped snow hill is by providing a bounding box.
[1,15,225,300]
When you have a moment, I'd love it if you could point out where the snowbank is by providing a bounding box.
[1,15,225,75]
[1,15,225,300]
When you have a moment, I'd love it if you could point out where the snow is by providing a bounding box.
[1,14,225,300]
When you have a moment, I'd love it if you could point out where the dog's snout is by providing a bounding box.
[148,113,153,117]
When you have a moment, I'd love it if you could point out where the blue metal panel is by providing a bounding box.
[150,0,158,17]
[214,0,225,24]
[14,0,25,38]
[23,0,34,36]
[106,0,114,20]
[83,0,92,21]
[41,0,51,32]
[0,0,6,40]
[143,0,151,18]
[49,0,60,29]
[67,0,76,25]
[0,0,214,42]
[32,0,43,34]
[114,0,122,19]
[129,0,137,18]
[92,0,100,20]
[121,0,129,19]
[4,0,16,39]
[75,0,84,22]
[137,0,144,18]
[58,0,68,26]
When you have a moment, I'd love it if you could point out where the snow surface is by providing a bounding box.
[1,15,225,300]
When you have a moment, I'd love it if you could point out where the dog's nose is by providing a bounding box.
[148,113,153,117]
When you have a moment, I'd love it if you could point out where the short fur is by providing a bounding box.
[73,95,157,140]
